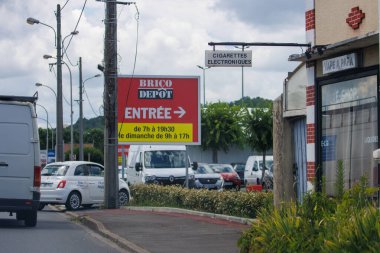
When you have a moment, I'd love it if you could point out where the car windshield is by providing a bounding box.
[210,164,234,173]
[234,164,245,172]
[144,150,189,169]
[195,164,215,174]
[259,160,273,172]
[41,165,69,176]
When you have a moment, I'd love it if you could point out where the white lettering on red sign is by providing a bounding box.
[124,106,186,120]
[125,107,172,119]
[139,79,173,88]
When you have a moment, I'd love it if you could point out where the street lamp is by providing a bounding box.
[27,4,63,162]
[26,17,57,47]
[44,54,74,161]
[35,83,57,98]
[62,31,79,58]
[36,104,49,152]
[197,65,210,106]
[79,73,101,160]
[235,46,250,102]
[35,83,56,151]
[37,117,55,161]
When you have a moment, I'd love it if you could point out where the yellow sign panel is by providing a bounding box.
[118,123,193,143]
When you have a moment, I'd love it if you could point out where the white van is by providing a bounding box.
[0,95,41,227]
[126,145,195,186]
[244,155,273,187]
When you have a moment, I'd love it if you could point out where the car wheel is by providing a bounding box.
[16,211,26,221]
[25,210,37,227]
[65,191,82,211]
[118,189,129,206]
[38,203,46,211]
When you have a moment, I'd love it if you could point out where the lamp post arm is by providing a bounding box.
[39,22,57,47]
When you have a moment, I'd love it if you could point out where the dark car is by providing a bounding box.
[193,163,224,190]
[232,163,245,185]
[209,164,242,191]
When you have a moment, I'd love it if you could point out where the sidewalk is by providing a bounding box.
[63,206,253,253]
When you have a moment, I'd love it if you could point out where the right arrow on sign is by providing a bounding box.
[174,106,186,118]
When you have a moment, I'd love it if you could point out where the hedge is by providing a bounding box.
[129,184,273,218]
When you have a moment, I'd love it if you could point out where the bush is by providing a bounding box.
[130,184,273,218]
[238,176,380,253]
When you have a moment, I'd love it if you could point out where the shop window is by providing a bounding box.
[320,74,378,195]
[355,108,370,124]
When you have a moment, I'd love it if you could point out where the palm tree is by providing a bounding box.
[242,103,273,183]
[201,102,244,163]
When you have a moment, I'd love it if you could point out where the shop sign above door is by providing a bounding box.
[205,50,252,67]
[322,53,357,75]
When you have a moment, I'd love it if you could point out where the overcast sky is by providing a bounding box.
[0,0,305,127]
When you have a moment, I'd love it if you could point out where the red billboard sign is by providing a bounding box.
[117,75,200,145]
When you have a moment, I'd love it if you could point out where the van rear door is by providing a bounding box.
[0,103,35,201]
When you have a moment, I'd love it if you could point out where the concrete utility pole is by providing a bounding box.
[104,0,119,209]
[273,95,295,208]
[79,57,84,161]
[56,4,64,162]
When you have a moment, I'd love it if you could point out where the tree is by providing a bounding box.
[242,103,273,184]
[201,102,244,163]
[65,146,104,164]
[84,128,104,151]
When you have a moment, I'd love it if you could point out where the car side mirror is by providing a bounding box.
[192,162,198,170]
[135,162,142,172]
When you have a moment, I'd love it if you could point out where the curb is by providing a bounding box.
[122,206,256,225]
[54,206,150,253]
[54,205,254,253]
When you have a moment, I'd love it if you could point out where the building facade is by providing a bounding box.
[288,0,379,196]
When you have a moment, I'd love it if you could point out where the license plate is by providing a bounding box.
[224,182,233,186]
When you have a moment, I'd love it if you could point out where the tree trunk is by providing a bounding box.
[261,151,266,183]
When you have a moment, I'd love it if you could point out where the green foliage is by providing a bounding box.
[230,97,273,108]
[238,176,380,253]
[83,128,104,151]
[38,127,54,150]
[335,160,345,200]
[65,146,104,164]
[73,116,104,130]
[242,105,273,154]
[201,102,244,162]
[130,184,273,218]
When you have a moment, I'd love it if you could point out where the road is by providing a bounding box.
[0,207,124,253]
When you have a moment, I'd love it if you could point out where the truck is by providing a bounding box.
[126,145,195,187]
[0,94,41,227]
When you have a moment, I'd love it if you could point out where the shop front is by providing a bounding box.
[317,65,378,194]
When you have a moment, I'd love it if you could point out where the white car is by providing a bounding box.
[244,155,273,187]
[39,161,130,210]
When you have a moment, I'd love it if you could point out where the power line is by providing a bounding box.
[61,0,71,10]
[83,86,99,117]
[118,2,139,136]
[63,0,88,66]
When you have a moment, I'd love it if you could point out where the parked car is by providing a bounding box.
[119,166,128,182]
[39,161,130,210]
[244,156,273,189]
[209,164,242,191]
[232,162,246,185]
[193,163,224,190]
